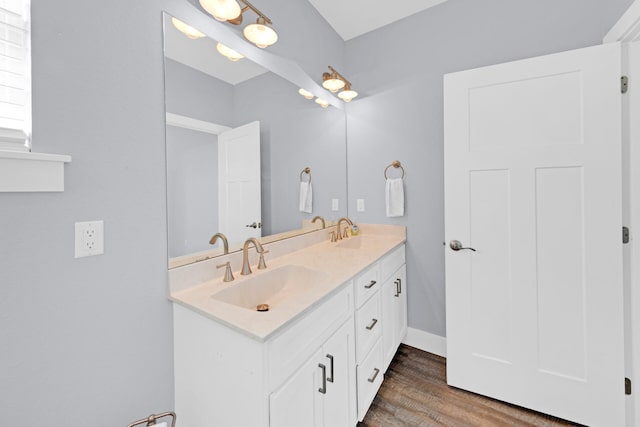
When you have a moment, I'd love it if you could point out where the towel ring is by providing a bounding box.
[300,167,312,184]
[384,160,405,179]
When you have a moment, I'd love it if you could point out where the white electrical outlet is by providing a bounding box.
[331,198,339,211]
[75,221,104,258]
[357,199,365,212]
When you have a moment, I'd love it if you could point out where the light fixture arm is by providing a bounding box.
[237,0,272,24]
[327,66,351,87]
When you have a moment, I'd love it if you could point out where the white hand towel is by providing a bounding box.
[386,178,404,217]
[299,181,313,213]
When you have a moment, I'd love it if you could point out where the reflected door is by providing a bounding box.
[444,43,624,426]
[218,121,261,244]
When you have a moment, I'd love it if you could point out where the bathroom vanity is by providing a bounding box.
[170,224,407,427]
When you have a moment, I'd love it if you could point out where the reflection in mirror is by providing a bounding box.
[163,12,347,267]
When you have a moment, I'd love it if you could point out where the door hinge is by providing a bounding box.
[622,76,629,94]
[626,377,632,395]
[623,226,630,244]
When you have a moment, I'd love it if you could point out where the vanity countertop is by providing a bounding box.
[169,224,406,341]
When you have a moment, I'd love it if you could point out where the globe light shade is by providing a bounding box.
[298,88,314,100]
[199,0,242,22]
[338,89,358,102]
[216,42,244,62]
[171,17,205,39]
[243,17,278,48]
[315,98,329,108]
[322,73,345,93]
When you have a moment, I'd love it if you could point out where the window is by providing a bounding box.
[0,0,30,153]
[0,0,71,192]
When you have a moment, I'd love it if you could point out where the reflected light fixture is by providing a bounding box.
[216,42,244,61]
[298,88,314,100]
[315,98,329,108]
[171,17,205,39]
[199,0,242,22]
[200,0,278,49]
[322,66,358,102]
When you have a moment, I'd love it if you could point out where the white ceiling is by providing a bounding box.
[307,0,449,41]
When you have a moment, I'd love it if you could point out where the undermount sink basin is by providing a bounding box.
[211,264,328,311]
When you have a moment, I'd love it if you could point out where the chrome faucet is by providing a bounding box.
[241,237,265,275]
[209,232,229,254]
[312,215,326,229]
[336,217,353,240]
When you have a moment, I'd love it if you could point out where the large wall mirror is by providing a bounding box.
[162,6,348,268]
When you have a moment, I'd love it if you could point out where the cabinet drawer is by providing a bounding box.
[268,283,353,389]
[380,245,405,282]
[356,337,384,422]
[354,263,380,308]
[355,291,382,362]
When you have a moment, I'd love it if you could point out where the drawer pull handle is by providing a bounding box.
[318,363,327,394]
[326,354,334,383]
[365,280,377,289]
[368,368,380,383]
[366,318,378,330]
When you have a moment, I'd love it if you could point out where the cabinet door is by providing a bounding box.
[382,264,408,371]
[322,318,357,427]
[270,348,323,427]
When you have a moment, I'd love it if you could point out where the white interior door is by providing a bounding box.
[444,43,624,427]
[218,121,261,244]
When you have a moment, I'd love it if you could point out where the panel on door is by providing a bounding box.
[444,42,624,427]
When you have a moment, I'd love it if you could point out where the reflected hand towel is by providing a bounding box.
[299,181,313,213]
[385,178,404,217]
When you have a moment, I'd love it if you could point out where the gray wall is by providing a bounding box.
[344,0,634,337]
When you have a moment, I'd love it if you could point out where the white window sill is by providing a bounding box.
[0,150,72,192]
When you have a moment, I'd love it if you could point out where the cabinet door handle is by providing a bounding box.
[318,363,327,394]
[326,354,334,383]
[398,278,402,295]
[368,367,380,383]
[365,280,377,289]
[394,279,400,297]
[366,318,378,330]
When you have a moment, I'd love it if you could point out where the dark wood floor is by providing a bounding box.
[358,345,582,427]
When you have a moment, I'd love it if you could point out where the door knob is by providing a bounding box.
[449,240,476,252]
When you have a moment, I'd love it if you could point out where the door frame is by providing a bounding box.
[605,2,640,425]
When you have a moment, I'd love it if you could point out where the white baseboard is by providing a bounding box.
[402,327,447,358]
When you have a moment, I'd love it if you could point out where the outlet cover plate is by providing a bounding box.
[75,220,104,258]
[357,199,365,212]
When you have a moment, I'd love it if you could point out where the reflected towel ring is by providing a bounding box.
[300,167,311,184]
[384,160,404,179]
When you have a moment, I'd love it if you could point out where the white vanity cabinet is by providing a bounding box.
[173,281,355,427]
[269,318,356,427]
[172,235,407,427]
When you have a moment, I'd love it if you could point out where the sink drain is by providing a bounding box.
[256,304,269,312]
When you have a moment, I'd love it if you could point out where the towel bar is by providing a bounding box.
[384,160,405,179]
[127,412,176,427]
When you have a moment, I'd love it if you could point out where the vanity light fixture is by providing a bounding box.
[216,42,244,61]
[315,98,329,108]
[199,0,278,48]
[298,88,314,100]
[171,17,205,39]
[322,66,358,102]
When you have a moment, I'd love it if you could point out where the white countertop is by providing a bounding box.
[169,224,406,341]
